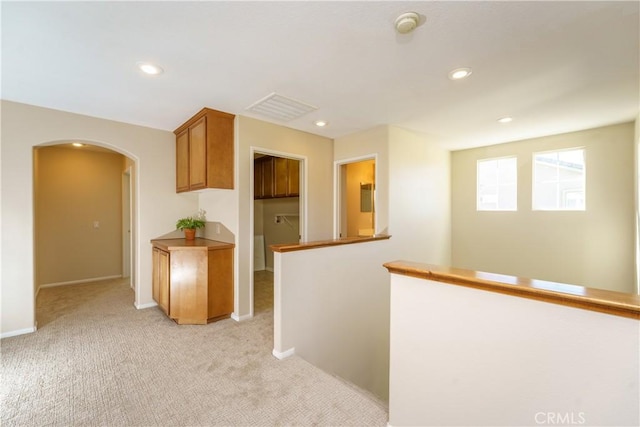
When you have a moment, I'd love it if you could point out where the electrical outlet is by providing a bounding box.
[93,221,100,229]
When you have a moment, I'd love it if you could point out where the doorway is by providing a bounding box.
[336,157,376,238]
[250,148,306,318]
[34,142,137,321]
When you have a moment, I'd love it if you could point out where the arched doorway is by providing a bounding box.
[33,140,139,321]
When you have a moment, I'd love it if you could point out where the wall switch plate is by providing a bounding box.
[93,221,100,229]
[216,223,221,234]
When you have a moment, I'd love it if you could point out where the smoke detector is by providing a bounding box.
[394,12,421,34]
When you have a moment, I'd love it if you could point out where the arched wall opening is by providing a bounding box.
[33,139,141,316]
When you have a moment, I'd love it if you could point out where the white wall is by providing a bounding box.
[388,126,451,265]
[1,100,198,337]
[388,273,639,426]
[274,239,392,401]
[268,125,452,401]
[452,122,635,293]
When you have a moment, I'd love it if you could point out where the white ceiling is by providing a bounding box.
[2,1,638,150]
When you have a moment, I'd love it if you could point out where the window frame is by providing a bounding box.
[532,147,586,211]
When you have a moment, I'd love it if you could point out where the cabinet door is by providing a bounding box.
[157,249,170,315]
[254,158,264,199]
[189,116,207,190]
[288,159,300,196]
[176,130,190,193]
[208,248,234,319]
[274,157,289,197]
[262,157,275,198]
[169,249,208,324]
[152,248,160,303]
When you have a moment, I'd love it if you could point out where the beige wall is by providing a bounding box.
[1,100,198,336]
[227,115,334,318]
[635,116,640,293]
[335,126,451,265]
[260,197,299,270]
[35,146,124,286]
[451,122,635,293]
[269,125,451,400]
[335,126,389,235]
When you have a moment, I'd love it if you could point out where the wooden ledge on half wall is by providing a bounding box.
[271,234,391,253]
[383,260,640,320]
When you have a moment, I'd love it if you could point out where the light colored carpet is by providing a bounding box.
[1,275,388,426]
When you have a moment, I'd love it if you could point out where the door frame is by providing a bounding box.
[249,146,307,318]
[122,167,133,283]
[333,154,378,239]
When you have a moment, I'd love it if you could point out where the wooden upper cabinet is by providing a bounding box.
[287,158,300,196]
[254,156,299,199]
[188,116,207,190]
[261,157,274,198]
[176,130,190,192]
[274,157,288,197]
[174,108,235,192]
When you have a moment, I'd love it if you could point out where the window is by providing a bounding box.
[477,157,517,211]
[533,148,585,210]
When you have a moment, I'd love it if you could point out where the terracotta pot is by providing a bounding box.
[183,228,196,240]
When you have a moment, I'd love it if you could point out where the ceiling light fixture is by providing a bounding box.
[72,142,84,147]
[137,62,163,75]
[314,120,328,127]
[448,67,472,80]
[497,117,513,124]
[394,12,421,34]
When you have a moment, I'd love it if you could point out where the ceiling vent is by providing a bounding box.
[246,92,317,122]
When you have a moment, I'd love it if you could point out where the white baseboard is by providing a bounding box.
[1,326,37,339]
[40,275,123,289]
[231,312,253,322]
[135,301,158,310]
[272,347,295,360]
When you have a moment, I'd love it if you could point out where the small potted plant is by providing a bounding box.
[176,209,206,240]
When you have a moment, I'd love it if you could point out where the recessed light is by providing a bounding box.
[314,120,328,127]
[137,62,163,75]
[497,117,513,124]
[72,142,84,147]
[448,67,472,80]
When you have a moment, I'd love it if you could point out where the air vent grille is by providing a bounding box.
[246,92,317,122]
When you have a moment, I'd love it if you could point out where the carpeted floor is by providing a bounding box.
[0,274,388,426]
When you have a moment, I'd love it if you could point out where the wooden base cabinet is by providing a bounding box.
[151,238,234,325]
